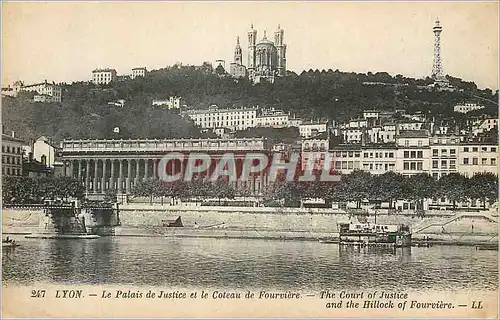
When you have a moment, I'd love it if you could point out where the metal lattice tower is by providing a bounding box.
[432,18,443,80]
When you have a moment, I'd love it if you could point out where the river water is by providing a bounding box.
[2,237,498,291]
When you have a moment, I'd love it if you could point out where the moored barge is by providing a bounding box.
[338,222,412,247]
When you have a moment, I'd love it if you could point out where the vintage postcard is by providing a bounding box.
[1,1,498,318]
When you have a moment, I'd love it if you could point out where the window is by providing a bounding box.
[433,149,438,157]
[404,151,409,158]
[473,158,478,165]
[464,147,469,152]
[410,151,416,158]
[389,152,394,158]
[418,140,422,147]
[433,160,438,169]
[473,147,478,152]
[492,158,497,165]
[441,160,447,169]
[463,158,469,165]
[482,158,487,165]
[450,149,456,156]
[364,153,368,158]
[417,162,423,170]
[491,147,497,152]
[405,140,409,147]
[410,162,416,170]
[417,151,423,158]
[450,160,456,169]
[482,147,487,152]
[404,162,409,170]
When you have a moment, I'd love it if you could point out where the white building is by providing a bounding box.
[255,108,290,128]
[31,136,59,168]
[472,118,498,136]
[183,105,258,131]
[458,144,498,177]
[429,135,459,179]
[361,147,397,174]
[92,68,117,84]
[152,96,183,109]
[454,103,485,113]
[395,130,431,177]
[299,120,329,138]
[367,123,396,144]
[4,80,62,102]
[131,67,147,79]
[398,121,425,131]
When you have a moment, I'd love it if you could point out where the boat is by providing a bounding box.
[338,222,412,248]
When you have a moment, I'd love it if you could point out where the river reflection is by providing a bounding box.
[2,237,498,291]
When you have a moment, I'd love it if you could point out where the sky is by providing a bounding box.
[2,1,499,89]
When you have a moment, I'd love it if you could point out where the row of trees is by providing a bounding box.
[2,177,84,204]
[262,171,498,209]
[128,171,497,209]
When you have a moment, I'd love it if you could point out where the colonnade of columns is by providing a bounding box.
[62,158,269,195]
[63,158,162,194]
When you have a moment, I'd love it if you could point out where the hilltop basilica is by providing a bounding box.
[229,24,287,84]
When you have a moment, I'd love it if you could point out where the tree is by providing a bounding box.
[404,173,437,211]
[373,171,405,208]
[469,173,498,209]
[338,171,374,208]
[437,173,469,210]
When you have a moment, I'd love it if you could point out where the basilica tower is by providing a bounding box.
[247,24,257,71]
[274,24,287,76]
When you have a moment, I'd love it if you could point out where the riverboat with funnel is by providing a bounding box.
[338,222,412,247]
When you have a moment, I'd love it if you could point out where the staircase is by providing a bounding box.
[413,212,498,234]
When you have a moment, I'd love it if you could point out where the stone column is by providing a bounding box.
[110,160,115,190]
[135,159,140,185]
[101,159,107,192]
[126,159,132,193]
[143,159,148,181]
[93,160,98,193]
[78,160,82,181]
[118,160,124,193]
[69,160,74,178]
[152,159,157,180]
[85,160,90,194]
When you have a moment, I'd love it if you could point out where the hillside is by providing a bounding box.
[2,63,497,143]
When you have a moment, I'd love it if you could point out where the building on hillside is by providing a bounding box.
[299,120,329,139]
[131,67,147,79]
[229,37,247,79]
[361,145,397,174]
[395,130,431,177]
[2,132,26,176]
[458,143,498,177]
[255,108,289,128]
[92,68,117,84]
[472,118,498,136]
[329,145,362,174]
[429,135,459,179]
[3,80,62,102]
[152,96,183,109]
[454,103,484,113]
[183,105,258,131]
[300,132,331,171]
[367,123,397,144]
